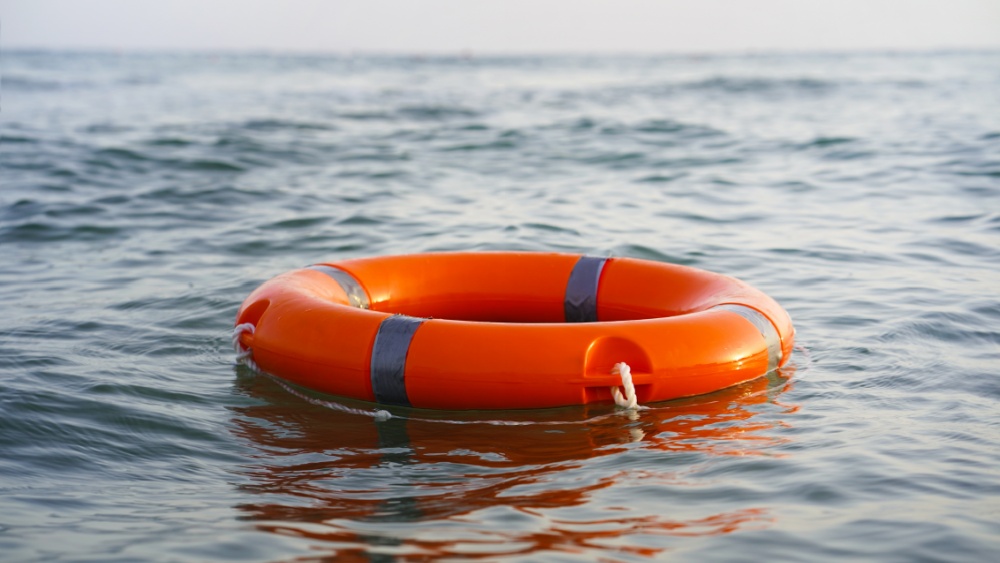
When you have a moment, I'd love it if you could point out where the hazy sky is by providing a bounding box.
[3,0,999,54]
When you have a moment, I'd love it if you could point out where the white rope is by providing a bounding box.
[271,372,645,427]
[232,322,261,373]
[269,375,393,421]
[611,361,640,410]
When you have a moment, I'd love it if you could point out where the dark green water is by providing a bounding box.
[2,50,999,561]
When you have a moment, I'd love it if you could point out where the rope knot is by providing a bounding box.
[232,323,260,372]
[611,361,639,410]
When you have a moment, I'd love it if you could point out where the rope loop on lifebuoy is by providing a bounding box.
[611,361,640,410]
[232,322,261,372]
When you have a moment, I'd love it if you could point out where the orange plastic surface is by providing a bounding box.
[234,251,795,410]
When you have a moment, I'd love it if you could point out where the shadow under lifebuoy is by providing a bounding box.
[229,364,798,560]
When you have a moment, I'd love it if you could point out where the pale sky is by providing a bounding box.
[2,0,999,54]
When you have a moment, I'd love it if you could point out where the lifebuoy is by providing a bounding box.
[234,252,794,410]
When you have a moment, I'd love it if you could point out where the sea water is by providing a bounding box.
[2,50,999,561]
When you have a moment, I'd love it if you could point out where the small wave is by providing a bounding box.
[684,76,837,95]
[548,116,724,141]
[0,221,120,244]
[608,244,697,265]
[262,216,330,231]
[914,236,997,259]
[633,119,724,139]
[519,222,580,235]
[241,118,335,132]
[794,136,858,150]
[926,213,991,225]
[88,143,250,173]
[580,151,646,168]
[337,148,410,162]
[94,147,151,162]
[636,172,688,183]
[0,134,39,144]
[337,110,393,121]
[81,123,134,135]
[137,184,264,207]
[656,209,767,225]
[143,137,195,147]
[440,139,519,152]
[633,119,689,134]
[456,123,491,132]
[948,163,1000,178]
[180,158,246,172]
[3,198,45,221]
[334,168,409,180]
[396,105,481,120]
[877,308,1000,355]
[650,155,743,168]
[338,213,384,226]
[2,75,92,92]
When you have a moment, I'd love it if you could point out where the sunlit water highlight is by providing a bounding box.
[2,50,999,561]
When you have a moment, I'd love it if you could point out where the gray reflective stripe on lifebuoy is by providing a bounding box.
[565,256,608,323]
[714,304,782,373]
[307,265,370,309]
[370,315,426,406]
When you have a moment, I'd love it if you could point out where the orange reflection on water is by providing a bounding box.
[230,366,796,560]
[254,507,771,561]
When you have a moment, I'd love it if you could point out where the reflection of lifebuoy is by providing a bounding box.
[234,252,794,409]
[230,366,797,556]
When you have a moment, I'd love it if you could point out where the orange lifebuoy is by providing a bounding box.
[234,252,794,410]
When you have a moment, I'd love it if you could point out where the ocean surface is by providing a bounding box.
[2,49,999,561]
